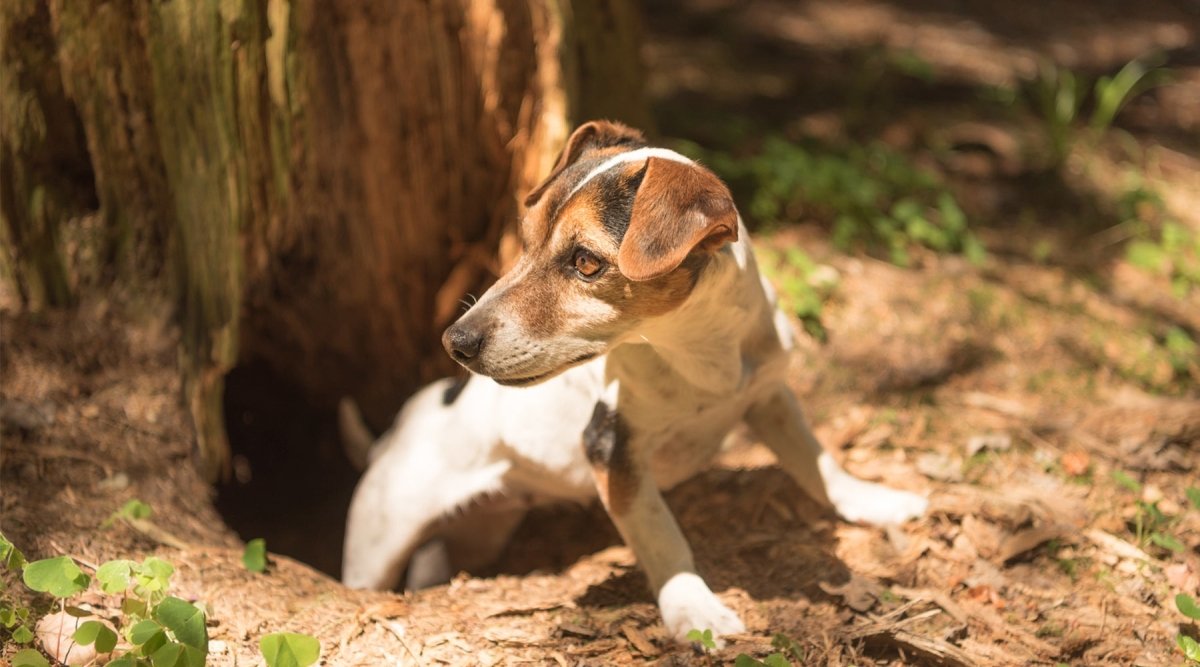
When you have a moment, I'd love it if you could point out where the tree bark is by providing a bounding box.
[0,0,96,308]
[2,0,648,481]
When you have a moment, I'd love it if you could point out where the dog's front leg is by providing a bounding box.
[746,388,928,525]
[583,401,745,644]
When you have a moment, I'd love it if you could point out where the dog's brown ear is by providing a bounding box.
[617,157,738,282]
[524,120,646,208]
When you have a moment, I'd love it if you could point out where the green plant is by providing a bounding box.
[103,499,154,528]
[1091,58,1168,134]
[1120,181,1196,293]
[13,648,49,667]
[1044,539,1086,581]
[1027,60,1084,166]
[755,245,831,340]
[1,533,35,646]
[22,550,207,667]
[1127,220,1200,299]
[735,654,791,667]
[734,633,805,666]
[1176,594,1200,663]
[5,506,316,667]
[678,137,984,267]
[1112,469,1141,493]
[1111,471,1185,554]
[687,628,717,652]
[260,632,321,667]
[1163,327,1199,377]
[1025,56,1170,167]
[242,538,268,573]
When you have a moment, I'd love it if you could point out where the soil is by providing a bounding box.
[3,1,1199,665]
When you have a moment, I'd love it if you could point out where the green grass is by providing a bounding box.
[677,137,985,267]
[755,245,832,341]
[1022,56,1171,168]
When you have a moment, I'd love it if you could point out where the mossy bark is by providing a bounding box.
[3,0,647,481]
[49,0,172,285]
[0,0,95,308]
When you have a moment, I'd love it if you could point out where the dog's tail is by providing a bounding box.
[338,397,376,471]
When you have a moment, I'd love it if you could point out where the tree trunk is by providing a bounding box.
[0,0,96,308]
[1,0,648,481]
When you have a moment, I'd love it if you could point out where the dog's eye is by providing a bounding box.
[572,248,605,280]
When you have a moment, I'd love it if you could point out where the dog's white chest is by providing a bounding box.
[607,342,778,489]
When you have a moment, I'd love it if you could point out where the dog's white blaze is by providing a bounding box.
[566,147,695,200]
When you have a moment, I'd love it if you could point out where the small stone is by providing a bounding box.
[966,433,1012,457]
[916,451,963,482]
[0,399,56,432]
[97,472,130,492]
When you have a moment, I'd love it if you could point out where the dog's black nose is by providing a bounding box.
[443,325,484,364]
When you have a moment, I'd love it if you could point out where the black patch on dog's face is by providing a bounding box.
[596,164,647,245]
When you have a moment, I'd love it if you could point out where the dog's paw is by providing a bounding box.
[829,477,928,526]
[658,573,745,646]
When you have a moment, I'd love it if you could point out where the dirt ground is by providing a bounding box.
[3,1,1200,665]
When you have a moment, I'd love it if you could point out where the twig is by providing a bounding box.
[891,587,969,626]
[378,618,424,667]
[961,392,1030,419]
[893,586,1059,657]
[890,607,943,629]
[123,517,192,551]
[621,622,658,656]
[1083,528,1158,564]
[850,626,979,667]
[46,540,99,572]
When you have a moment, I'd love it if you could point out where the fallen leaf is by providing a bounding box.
[965,584,1006,609]
[965,584,992,603]
[621,623,658,656]
[35,612,116,666]
[997,524,1065,563]
[557,623,596,638]
[1165,563,1198,592]
[1060,450,1091,476]
[819,573,882,612]
[960,515,1002,559]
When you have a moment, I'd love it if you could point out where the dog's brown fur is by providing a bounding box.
[492,122,735,349]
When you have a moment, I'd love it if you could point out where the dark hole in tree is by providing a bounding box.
[216,361,358,578]
[215,360,619,582]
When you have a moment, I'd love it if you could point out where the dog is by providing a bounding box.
[341,120,928,643]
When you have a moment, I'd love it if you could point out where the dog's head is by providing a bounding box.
[442,121,739,386]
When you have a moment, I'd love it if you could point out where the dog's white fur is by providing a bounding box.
[343,151,928,644]
[567,147,694,199]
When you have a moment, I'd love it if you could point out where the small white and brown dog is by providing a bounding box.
[342,121,927,643]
